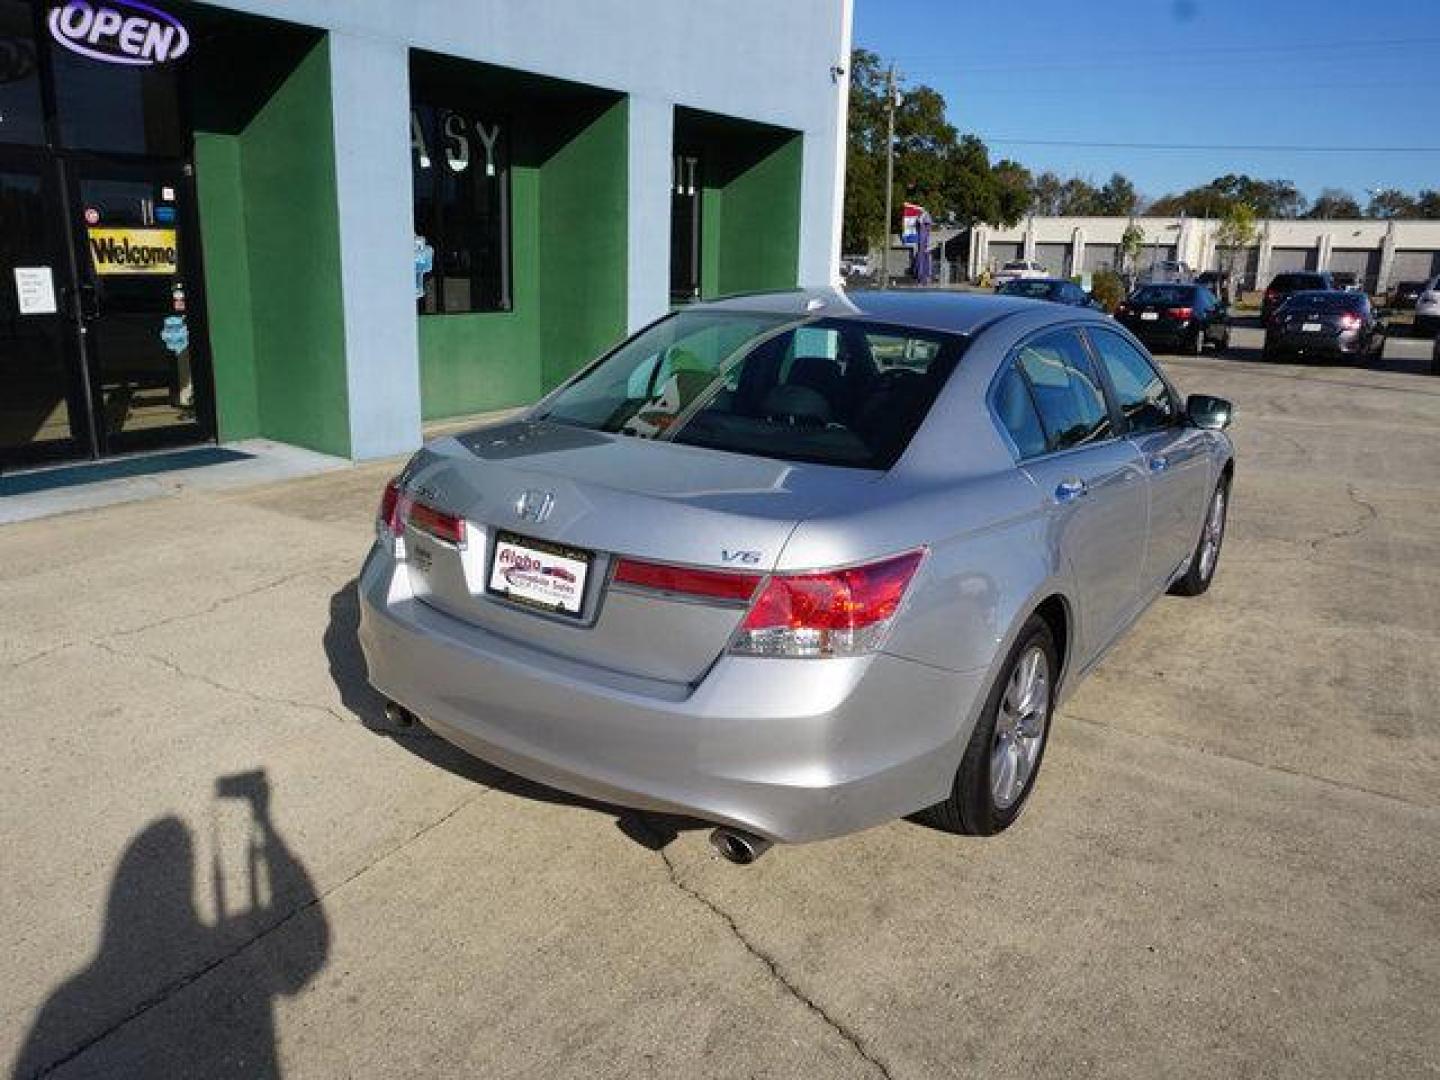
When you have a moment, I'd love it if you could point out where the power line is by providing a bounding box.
[983,138,1440,153]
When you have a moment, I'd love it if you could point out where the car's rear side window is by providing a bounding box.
[1014,329,1112,452]
[994,366,1048,458]
[1087,328,1178,434]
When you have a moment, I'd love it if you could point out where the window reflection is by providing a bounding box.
[0,0,45,146]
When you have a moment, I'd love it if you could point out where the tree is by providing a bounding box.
[1417,190,1440,220]
[1150,174,1304,219]
[1029,171,1065,215]
[1213,203,1258,300]
[1305,188,1362,219]
[1097,173,1140,216]
[1059,176,1104,215]
[1120,221,1145,278]
[1367,189,1418,219]
[841,49,1036,250]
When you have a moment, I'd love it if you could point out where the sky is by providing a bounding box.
[851,0,1440,206]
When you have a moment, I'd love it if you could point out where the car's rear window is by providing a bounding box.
[1002,280,1060,298]
[1274,274,1327,290]
[537,310,966,471]
[1132,285,1195,305]
[1282,291,1366,311]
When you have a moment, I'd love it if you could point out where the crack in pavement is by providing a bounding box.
[89,639,352,728]
[1309,485,1379,554]
[105,568,334,640]
[1065,711,1439,815]
[652,844,895,1080]
[29,786,499,1079]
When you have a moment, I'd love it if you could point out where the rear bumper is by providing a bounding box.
[357,547,982,842]
[1266,329,1363,356]
[1125,321,1194,346]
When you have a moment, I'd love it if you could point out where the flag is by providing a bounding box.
[900,202,930,246]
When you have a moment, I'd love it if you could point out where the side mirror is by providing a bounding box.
[1186,393,1233,431]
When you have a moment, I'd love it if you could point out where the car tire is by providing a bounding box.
[920,614,1058,836]
[1218,327,1231,353]
[1171,476,1230,597]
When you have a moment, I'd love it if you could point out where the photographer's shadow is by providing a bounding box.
[324,579,705,852]
[12,772,328,1080]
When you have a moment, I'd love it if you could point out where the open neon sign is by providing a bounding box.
[48,0,189,66]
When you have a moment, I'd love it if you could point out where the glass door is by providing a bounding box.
[65,157,213,456]
[0,147,88,468]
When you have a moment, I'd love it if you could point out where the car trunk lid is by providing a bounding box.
[393,420,875,684]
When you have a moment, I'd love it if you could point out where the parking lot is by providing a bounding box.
[3,324,1438,1079]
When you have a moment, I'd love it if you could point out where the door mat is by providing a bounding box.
[0,447,254,497]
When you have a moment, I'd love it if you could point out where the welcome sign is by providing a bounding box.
[88,227,178,275]
[48,0,189,66]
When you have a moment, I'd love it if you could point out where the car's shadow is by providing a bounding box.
[323,579,710,852]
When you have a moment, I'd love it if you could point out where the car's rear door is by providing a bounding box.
[1006,327,1149,660]
[1086,326,1211,595]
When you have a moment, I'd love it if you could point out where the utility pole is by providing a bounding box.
[882,63,897,287]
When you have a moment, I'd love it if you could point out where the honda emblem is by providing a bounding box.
[514,489,555,524]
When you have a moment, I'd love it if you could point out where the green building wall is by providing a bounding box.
[195,38,350,457]
[419,97,629,421]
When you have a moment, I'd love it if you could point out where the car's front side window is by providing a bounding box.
[1087,328,1178,434]
[1014,329,1113,452]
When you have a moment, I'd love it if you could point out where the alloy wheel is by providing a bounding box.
[991,645,1051,810]
[1198,485,1226,582]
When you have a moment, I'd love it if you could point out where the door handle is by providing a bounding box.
[76,284,99,320]
[1149,454,1170,472]
[1054,478,1088,503]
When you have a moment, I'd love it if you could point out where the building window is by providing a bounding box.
[670,153,701,303]
[0,0,46,146]
[410,103,510,314]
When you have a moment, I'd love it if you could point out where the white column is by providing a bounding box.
[328,31,421,460]
[1376,220,1398,294]
[1070,226,1085,278]
[626,95,673,331]
[796,0,852,288]
[1316,230,1333,272]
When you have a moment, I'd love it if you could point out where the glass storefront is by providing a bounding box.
[0,0,210,469]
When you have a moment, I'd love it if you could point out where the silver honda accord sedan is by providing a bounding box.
[358,289,1234,860]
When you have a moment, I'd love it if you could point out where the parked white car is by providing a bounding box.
[992,260,1048,288]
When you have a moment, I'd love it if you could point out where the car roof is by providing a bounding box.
[693,287,1046,335]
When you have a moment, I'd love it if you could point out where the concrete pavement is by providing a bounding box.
[3,326,1438,1078]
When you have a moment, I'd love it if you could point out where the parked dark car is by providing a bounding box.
[1115,283,1230,355]
[1262,290,1384,363]
[1389,280,1425,311]
[996,277,1104,309]
[1262,271,1334,323]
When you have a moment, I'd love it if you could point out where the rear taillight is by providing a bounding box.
[378,478,408,541]
[376,477,465,552]
[1265,289,1278,301]
[1338,313,1362,330]
[729,549,926,659]
[1115,303,1129,315]
[408,502,466,546]
[612,558,762,602]
[1166,306,1193,320]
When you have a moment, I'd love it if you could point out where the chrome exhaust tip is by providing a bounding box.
[383,701,417,729]
[709,827,773,865]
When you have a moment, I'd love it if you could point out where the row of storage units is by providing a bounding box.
[986,239,1440,293]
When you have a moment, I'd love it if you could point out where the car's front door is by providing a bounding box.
[1009,328,1149,661]
[1086,326,1211,595]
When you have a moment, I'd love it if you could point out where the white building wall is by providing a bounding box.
[212,0,852,458]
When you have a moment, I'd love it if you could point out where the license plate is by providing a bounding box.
[488,532,591,617]
[1301,322,1323,332]
[1140,311,1159,321]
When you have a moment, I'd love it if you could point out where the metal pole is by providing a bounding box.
[882,63,896,288]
